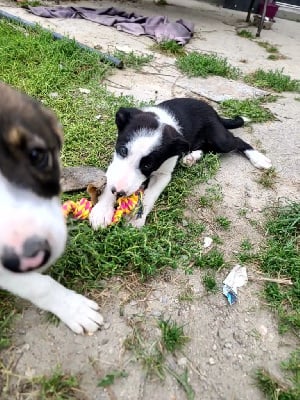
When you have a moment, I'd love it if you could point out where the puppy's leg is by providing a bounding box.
[209,124,272,170]
[182,150,203,167]
[234,138,272,170]
[89,185,116,229]
[130,173,172,228]
[1,271,103,334]
[130,156,178,228]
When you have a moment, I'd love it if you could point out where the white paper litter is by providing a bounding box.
[223,264,248,305]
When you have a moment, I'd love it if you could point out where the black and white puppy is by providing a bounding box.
[0,82,103,334]
[90,97,272,229]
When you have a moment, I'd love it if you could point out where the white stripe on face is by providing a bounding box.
[107,130,162,195]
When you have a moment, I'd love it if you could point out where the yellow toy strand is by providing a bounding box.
[62,190,144,225]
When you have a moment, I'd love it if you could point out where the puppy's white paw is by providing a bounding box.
[245,150,272,170]
[89,202,114,229]
[129,216,146,229]
[182,150,203,167]
[57,291,104,334]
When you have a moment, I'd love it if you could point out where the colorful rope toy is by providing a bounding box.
[62,190,144,225]
[62,198,93,220]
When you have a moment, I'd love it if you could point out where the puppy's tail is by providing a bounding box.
[219,116,244,129]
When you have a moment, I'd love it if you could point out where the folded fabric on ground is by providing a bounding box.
[27,6,194,45]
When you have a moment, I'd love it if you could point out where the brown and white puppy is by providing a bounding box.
[0,82,103,334]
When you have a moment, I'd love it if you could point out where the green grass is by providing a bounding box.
[158,319,189,352]
[220,97,275,123]
[244,69,300,93]
[256,167,277,188]
[256,350,300,400]
[257,41,279,54]
[0,18,221,314]
[258,202,300,332]
[195,249,225,270]
[112,50,153,70]
[151,39,186,56]
[124,317,194,398]
[202,273,218,292]
[18,367,81,400]
[215,216,231,230]
[198,184,223,207]
[0,292,17,350]
[0,21,110,98]
[237,239,256,263]
[176,52,240,79]
[98,370,128,387]
[237,29,255,39]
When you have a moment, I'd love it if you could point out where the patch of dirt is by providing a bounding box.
[1,0,299,399]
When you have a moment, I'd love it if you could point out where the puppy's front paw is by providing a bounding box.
[182,150,203,167]
[129,216,146,229]
[89,202,114,229]
[58,291,104,334]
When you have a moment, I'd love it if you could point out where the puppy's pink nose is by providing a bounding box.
[1,236,51,273]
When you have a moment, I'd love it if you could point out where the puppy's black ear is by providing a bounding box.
[115,107,141,130]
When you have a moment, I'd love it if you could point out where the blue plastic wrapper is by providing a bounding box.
[223,284,238,305]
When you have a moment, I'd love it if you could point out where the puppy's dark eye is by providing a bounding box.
[29,148,50,170]
[118,146,128,158]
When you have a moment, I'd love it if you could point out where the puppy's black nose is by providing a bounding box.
[111,186,117,194]
[1,249,20,272]
[1,237,51,273]
[23,236,51,263]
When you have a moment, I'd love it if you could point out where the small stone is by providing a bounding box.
[178,357,188,367]
[258,325,268,336]
[203,237,213,248]
[95,114,102,120]
[208,357,215,365]
[49,92,59,98]
[212,344,217,351]
[79,88,91,94]
[224,342,232,349]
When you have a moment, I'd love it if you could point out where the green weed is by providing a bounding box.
[0,292,16,350]
[244,69,300,93]
[112,50,153,70]
[237,239,256,263]
[256,350,300,399]
[220,98,275,123]
[176,52,240,79]
[258,202,300,332]
[257,41,279,54]
[215,216,231,230]
[152,39,186,56]
[199,184,223,207]
[256,167,277,188]
[202,273,218,292]
[98,370,128,387]
[21,367,81,400]
[159,318,189,352]
[195,249,225,269]
[237,30,255,39]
